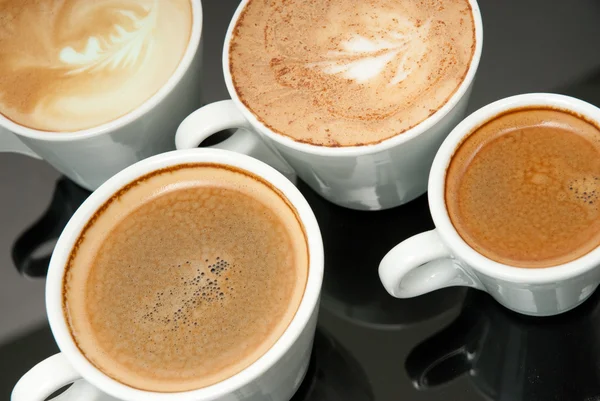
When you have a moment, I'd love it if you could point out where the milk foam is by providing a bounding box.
[0,0,192,132]
[230,0,475,146]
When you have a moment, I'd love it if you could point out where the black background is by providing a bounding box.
[3,0,600,400]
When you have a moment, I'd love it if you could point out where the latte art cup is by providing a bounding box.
[379,93,600,317]
[11,149,324,401]
[0,1,203,191]
[175,0,483,210]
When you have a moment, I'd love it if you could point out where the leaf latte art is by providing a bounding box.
[307,18,431,87]
[230,0,476,147]
[0,0,192,132]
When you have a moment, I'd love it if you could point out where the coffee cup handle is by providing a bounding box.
[0,126,41,159]
[12,353,82,401]
[379,229,484,298]
[176,100,296,180]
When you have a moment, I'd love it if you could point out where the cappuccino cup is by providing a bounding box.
[0,0,203,191]
[12,148,323,401]
[175,0,483,210]
[380,93,600,316]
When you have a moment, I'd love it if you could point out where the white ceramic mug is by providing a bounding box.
[0,1,203,191]
[175,0,483,211]
[12,148,324,401]
[379,93,600,317]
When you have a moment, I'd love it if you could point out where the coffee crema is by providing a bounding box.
[446,107,600,268]
[0,0,192,132]
[63,164,309,392]
[229,0,476,147]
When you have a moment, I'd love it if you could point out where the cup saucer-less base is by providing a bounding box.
[502,283,599,317]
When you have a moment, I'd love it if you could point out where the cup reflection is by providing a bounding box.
[406,289,600,401]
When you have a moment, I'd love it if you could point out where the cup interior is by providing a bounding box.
[45,149,323,401]
[428,93,600,283]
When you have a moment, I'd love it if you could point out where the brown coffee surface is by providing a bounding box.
[229,0,476,147]
[63,164,308,392]
[446,108,600,268]
[0,0,192,132]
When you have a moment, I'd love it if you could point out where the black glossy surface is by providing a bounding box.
[4,0,600,400]
[406,290,600,401]
[14,154,600,401]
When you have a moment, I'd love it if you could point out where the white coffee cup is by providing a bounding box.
[0,0,203,191]
[175,0,483,211]
[379,93,600,317]
[11,148,324,401]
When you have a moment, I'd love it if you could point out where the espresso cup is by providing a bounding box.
[12,149,324,401]
[379,93,600,316]
[0,1,203,191]
[175,0,483,211]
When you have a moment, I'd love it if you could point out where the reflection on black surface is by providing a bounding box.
[406,289,600,401]
[296,180,466,328]
[292,329,373,401]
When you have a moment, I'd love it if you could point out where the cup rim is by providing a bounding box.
[0,0,203,142]
[429,92,600,284]
[221,0,484,157]
[45,148,324,401]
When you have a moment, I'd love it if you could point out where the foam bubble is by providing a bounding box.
[569,176,600,205]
